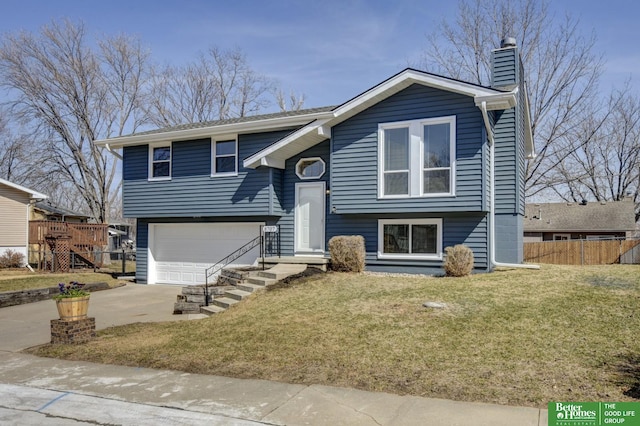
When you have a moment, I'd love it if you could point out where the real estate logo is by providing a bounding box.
[553,403,597,425]
[548,402,639,426]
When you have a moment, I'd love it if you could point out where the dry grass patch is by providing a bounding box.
[27,264,640,407]
[0,272,125,292]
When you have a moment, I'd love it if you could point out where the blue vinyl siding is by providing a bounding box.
[135,219,148,284]
[324,213,489,272]
[491,47,519,88]
[276,141,331,255]
[122,130,293,218]
[491,46,526,264]
[330,84,487,214]
[493,108,518,214]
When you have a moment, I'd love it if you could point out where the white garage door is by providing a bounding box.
[149,222,263,285]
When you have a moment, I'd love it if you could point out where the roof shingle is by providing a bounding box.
[524,201,636,232]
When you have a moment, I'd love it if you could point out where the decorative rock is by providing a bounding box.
[423,301,447,309]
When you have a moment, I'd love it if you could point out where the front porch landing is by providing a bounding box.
[261,256,331,271]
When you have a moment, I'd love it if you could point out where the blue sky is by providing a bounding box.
[0,0,638,108]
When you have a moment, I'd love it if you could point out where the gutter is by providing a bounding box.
[479,101,540,271]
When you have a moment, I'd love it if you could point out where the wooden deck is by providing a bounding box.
[29,220,108,269]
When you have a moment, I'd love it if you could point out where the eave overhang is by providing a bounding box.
[0,178,48,199]
[93,110,334,149]
[245,69,520,169]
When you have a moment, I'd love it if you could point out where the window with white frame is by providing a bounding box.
[212,139,238,176]
[378,116,455,198]
[378,219,442,260]
[149,144,171,180]
[296,157,326,180]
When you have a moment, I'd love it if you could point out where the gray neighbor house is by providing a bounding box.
[96,39,535,285]
[524,200,637,242]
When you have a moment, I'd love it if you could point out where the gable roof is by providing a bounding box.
[94,106,336,148]
[243,68,528,169]
[94,68,535,166]
[524,201,637,233]
[0,178,48,199]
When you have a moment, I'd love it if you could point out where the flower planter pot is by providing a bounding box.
[55,296,90,321]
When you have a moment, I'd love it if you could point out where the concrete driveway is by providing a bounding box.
[0,284,204,352]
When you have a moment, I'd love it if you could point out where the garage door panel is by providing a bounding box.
[151,223,263,285]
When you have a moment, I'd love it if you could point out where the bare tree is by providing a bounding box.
[0,20,150,222]
[275,88,306,112]
[419,0,603,198]
[551,90,640,221]
[145,46,274,127]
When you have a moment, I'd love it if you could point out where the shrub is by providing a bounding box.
[329,235,365,272]
[0,249,25,268]
[443,244,474,277]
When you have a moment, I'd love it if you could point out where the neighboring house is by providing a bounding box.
[108,223,133,251]
[0,178,48,261]
[524,200,637,242]
[31,200,90,223]
[96,38,535,285]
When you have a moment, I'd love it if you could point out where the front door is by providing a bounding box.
[295,182,325,255]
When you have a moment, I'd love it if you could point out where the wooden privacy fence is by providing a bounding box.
[524,239,640,265]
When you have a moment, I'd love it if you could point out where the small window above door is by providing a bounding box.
[296,157,326,180]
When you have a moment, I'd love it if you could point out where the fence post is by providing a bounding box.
[122,249,126,275]
[581,239,584,266]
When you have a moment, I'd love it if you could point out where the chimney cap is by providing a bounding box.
[500,37,517,48]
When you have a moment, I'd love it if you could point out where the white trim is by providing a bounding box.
[334,70,506,117]
[211,139,238,177]
[243,70,516,170]
[244,119,330,169]
[377,218,443,260]
[94,111,334,148]
[294,181,326,255]
[295,157,326,180]
[147,224,157,284]
[378,116,456,199]
[148,142,172,181]
[0,178,48,199]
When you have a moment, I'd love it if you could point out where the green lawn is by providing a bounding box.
[27,264,640,407]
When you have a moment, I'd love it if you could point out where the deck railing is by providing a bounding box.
[29,221,108,246]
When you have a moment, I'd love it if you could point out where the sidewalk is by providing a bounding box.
[0,284,549,425]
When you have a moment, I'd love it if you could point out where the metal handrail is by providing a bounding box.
[203,235,263,306]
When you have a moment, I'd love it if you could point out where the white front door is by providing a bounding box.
[295,182,325,255]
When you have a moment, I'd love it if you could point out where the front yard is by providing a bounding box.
[27,264,640,407]
[0,270,126,292]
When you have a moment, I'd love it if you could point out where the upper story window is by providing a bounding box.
[212,139,238,176]
[149,144,171,180]
[296,157,326,180]
[378,116,455,198]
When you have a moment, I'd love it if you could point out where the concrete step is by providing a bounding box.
[258,263,307,280]
[247,276,277,286]
[212,297,239,309]
[225,289,252,301]
[200,305,226,316]
[236,283,266,293]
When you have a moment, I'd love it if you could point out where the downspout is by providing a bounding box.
[479,101,539,270]
[104,144,123,160]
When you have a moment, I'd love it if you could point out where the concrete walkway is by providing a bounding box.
[0,283,549,425]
